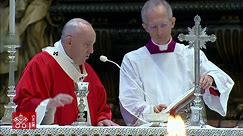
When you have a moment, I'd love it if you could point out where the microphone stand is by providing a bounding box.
[100,55,169,126]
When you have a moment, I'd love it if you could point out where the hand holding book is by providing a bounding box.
[153,104,167,113]
[144,87,195,124]
[162,87,195,115]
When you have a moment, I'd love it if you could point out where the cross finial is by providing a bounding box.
[178,15,216,49]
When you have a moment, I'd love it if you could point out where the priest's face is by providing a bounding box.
[69,25,96,65]
[142,5,176,45]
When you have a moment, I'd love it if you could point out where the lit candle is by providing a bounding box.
[167,115,186,136]
[9,0,15,34]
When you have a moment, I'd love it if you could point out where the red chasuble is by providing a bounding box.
[14,52,112,126]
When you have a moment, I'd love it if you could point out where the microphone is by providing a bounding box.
[100,55,121,69]
[99,55,170,125]
[99,55,153,111]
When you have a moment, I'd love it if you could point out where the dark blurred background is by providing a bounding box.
[0,0,243,127]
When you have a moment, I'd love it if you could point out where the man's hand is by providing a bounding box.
[97,119,119,126]
[153,104,167,113]
[47,93,73,109]
[200,75,214,93]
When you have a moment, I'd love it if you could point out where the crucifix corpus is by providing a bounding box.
[178,15,216,127]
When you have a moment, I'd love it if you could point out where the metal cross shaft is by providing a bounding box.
[178,15,216,127]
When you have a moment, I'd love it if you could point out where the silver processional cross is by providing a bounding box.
[178,15,216,127]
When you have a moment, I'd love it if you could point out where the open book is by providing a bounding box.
[162,87,195,114]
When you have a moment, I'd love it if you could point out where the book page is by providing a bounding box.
[162,87,195,113]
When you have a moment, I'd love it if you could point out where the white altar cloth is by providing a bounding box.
[1,125,243,136]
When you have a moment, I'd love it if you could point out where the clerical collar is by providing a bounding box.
[56,41,75,63]
[146,38,176,54]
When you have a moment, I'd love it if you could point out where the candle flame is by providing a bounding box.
[167,115,186,136]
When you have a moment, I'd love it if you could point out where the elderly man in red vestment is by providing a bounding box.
[14,18,118,126]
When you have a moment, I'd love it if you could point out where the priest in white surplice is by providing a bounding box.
[119,0,234,126]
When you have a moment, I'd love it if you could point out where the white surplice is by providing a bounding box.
[119,42,234,126]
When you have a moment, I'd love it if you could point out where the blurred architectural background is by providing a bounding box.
[0,0,243,126]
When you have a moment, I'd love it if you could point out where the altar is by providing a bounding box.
[1,125,243,136]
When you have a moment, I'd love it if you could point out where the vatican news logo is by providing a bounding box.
[12,112,36,129]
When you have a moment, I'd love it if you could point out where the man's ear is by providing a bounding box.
[63,36,72,53]
[171,17,176,29]
[142,23,149,33]
[65,36,72,46]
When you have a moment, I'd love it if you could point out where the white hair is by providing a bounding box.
[141,0,173,23]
